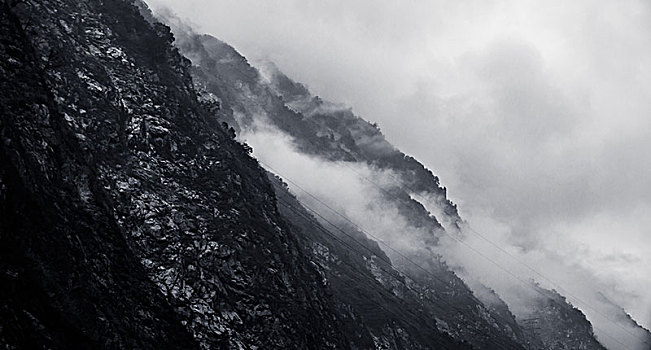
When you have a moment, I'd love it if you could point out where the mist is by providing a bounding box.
[239,118,648,349]
[239,120,435,258]
[145,0,651,347]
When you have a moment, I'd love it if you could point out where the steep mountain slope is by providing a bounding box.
[0,0,382,348]
[0,2,195,348]
[160,12,623,350]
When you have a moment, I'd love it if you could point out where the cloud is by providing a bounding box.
[145,0,651,344]
[238,119,437,258]
[241,115,650,350]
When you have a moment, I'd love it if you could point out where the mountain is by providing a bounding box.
[1,0,350,348]
[0,0,640,348]
[515,285,607,350]
[167,22,524,350]
[158,8,624,350]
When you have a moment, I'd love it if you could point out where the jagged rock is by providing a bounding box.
[0,0,351,348]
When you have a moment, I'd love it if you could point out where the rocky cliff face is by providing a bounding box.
[0,1,195,347]
[0,0,354,348]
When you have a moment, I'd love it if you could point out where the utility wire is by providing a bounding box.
[264,162,487,309]
[276,196,524,350]
[276,198,461,350]
[261,161,633,350]
[340,160,648,345]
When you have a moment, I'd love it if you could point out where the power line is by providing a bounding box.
[275,198,460,350]
[276,196,523,350]
[339,160,648,345]
[264,162,485,307]
[278,195,470,317]
[260,161,633,350]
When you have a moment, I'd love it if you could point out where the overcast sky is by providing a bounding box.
[147,0,651,332]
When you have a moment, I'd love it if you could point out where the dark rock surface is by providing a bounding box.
[0,1,196,348]
[0,0,349,348]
